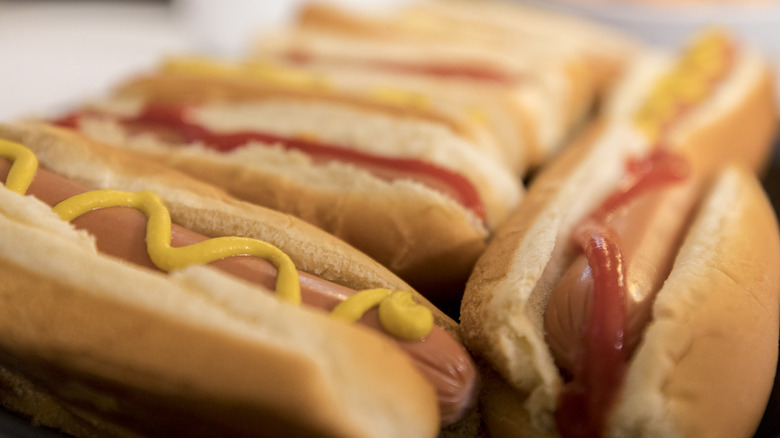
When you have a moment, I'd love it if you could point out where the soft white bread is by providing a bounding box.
[156,56,511,166]
[253,15,602,172]
[0,122,462,321]
[0,193,439,438]
[459,40,780,432]
[0,123,449,437]
[391,0,638,91]
[461,120,645,435]
[158,55,526,173]
[280,60,534,174]
[106,74,521,227]
[64,75,524,297]
[604,43,778,175]
[463,158,780,437]
[293,0,637,91]
[608,164,778,436]
[460,28,779,400]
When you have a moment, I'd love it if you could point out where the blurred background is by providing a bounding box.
[1,0,779,120]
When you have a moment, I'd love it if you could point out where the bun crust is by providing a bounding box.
[0,122,461,311]
[604,47,778,177]
[284,0,639,167]
[0,193,438,438]
[465,155,780,437]
[0,122,453,437]
[110,73,521,227]
[672,63,777,177]
[75,113,491,296]
[461,41,779,433]
[609,166,780,437]
[116,72,491,151]
[461,119,641,392]
[69,78,525,296]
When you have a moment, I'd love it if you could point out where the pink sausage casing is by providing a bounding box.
[544,163,702,374]
[0,158,478,426]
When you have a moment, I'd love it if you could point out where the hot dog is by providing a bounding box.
[0,122,479,437]
[460,30,779,437]
[252,0,637,173]
[51,61,524,304]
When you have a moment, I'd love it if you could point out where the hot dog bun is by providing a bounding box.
[292,0,637,94]
[0,122,462,438]
[460,30,780,437]
[57,65,523,302]
[464,160,780,437]
[603,37,777,175]
[252,0,638,172]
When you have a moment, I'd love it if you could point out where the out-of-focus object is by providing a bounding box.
[173,0,420,57]
[520,0,780,105]
[174,0,307,56]
[559,0,776,4]
[251,0,640,173]
[0,1,186,120]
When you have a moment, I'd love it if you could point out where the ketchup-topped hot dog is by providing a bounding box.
[254,0,639,171]
[460,30,780,438]
[54,60,524,301]
[545,149,700,373]
[0,123,478,438]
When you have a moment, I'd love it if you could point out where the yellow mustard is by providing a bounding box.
[163,56,442,116]
[466,106,490,127]
[52,189,303,305]
[162,56,332,92]
[635,29,733,142]
[0,140,434,340]
[367,86,431,111]
[332,289,434,341]
[0,139,38,195]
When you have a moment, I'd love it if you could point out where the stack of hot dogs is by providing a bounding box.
[0,1,778,437]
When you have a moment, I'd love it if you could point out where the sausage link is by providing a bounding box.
[0,158,478,425]
[544,172,702,373]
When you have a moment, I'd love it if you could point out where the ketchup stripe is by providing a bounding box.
[284,50,517,85]
[592,149,690,222]
[555,224,627,438]
[55,105,487,222]
[555,150,691,438]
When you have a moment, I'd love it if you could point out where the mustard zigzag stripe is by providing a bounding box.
[0,139,37,195]
[635,30,733,142]
[0,139,434,340]
[53,189,302,305]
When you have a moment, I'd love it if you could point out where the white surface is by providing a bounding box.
[174,0,416,57]
[0,0,418,121]
[0,1,189,120]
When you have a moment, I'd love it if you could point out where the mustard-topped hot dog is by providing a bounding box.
[460,30,779,438]
[53,58,524,302]
[0,123,478,438]
[252,0,640,171]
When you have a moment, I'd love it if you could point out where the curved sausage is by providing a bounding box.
[0,158,478,426]
[544,159,702,374]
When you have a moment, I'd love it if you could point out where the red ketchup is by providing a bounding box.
[53,105,487,223]
[284,50,517,85]
[554,149,690,438]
